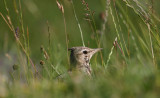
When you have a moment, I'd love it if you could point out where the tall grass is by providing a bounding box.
[0,0,160,97]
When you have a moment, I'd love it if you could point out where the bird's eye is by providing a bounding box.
[83,50,88,54]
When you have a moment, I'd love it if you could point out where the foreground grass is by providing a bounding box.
[1,65,160,98]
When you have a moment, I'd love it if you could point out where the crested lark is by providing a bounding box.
[68,47,102,76]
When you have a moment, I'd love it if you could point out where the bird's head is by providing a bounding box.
[68,47,102,65]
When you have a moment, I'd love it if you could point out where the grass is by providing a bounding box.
[0,0,160,97]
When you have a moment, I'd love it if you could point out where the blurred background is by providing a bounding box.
[0,0,107,71]
[1,0,159,70]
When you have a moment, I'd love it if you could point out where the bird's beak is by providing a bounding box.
[91,48,103,55]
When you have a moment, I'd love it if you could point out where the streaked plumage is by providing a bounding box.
[68,47,102,76]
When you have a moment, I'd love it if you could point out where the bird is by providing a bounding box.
[68,47,102,76]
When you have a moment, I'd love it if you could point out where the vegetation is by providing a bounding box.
[0,0,160,97]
